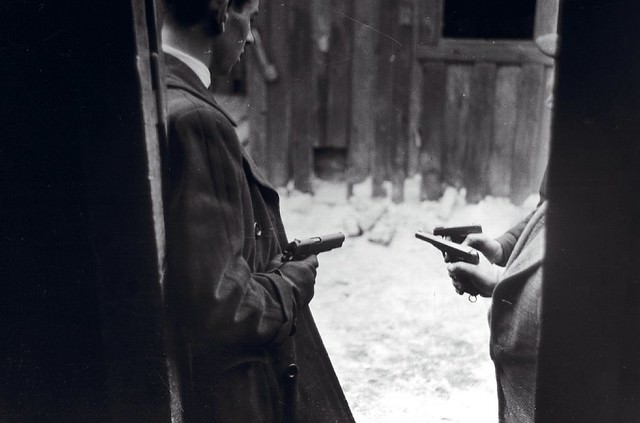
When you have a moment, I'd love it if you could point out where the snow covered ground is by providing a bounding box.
[279,176,539,423]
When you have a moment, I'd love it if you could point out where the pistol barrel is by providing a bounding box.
[433,225,482,243]
[415,231,479,264]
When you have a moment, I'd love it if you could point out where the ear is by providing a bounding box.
[208,0,230,34]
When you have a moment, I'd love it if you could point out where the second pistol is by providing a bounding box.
[433,225,482,244]
[282,232,345,261]
[415,231,480,265]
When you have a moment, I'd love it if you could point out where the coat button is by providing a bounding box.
[285,364,298,380]
[254,222,262,237]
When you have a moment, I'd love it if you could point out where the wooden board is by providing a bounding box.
[289,1,314,193]
[416,0,441,47]
[325,0,354,149]
[311,0,332,147]
[464,62,497,203]
[372,0,395,197]
[418,40,554,66]
[534,0,560,38]
[511,63,545,204]
[443,64,472,188]
[533,65,554,191]
[390,0,415,203]
[346,0,378,184]
[488,65,519,197]
[419,61,447,200]
[265,0,291,186]
[408,38,422,178]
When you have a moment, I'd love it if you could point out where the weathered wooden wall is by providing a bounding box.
[244,0,557,204]
[418,41,554,204]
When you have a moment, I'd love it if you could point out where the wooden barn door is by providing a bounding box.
[417,0,559,204]
[245,0,416,198]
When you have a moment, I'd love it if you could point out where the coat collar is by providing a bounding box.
[165,53,279,196]
[164,54,237,128]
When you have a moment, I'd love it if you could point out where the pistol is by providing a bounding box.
[433,225,483,244]
[415,231,479,265]
[282,232,345,261]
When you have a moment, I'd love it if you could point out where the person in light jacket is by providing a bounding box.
[448,201,546,423]
[447,168,548,423]
[448,34,556,420]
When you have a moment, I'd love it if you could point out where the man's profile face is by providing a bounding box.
[210,0,260,76]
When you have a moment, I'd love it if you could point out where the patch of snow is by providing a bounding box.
[280,177,535,422]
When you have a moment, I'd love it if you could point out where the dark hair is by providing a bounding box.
[164,0,230,34]
[229,0,251,12]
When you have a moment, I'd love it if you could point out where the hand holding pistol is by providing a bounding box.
[282,232,345,261]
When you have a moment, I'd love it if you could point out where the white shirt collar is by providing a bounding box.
[162,44,211,89]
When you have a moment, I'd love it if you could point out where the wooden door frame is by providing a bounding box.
[417,0,559,63]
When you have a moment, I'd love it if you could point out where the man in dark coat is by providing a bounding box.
[161,1,354,421]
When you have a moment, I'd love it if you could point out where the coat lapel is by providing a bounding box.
[241,149,279,193]
[164,54,237,127]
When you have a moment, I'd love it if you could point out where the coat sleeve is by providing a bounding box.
[165,107,298,347]
[495,211,534,266]
[495,168,548,266]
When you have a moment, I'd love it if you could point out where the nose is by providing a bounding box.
[246,28,255,45]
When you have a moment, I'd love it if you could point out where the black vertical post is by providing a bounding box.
[0,1,173,421]
[538,1,640,421]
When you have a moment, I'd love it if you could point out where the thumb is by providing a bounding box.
[463,233,487,248]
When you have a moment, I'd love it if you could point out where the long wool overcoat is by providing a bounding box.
[163,54,354,423]
[490,201,547,423]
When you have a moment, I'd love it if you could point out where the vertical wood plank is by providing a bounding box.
[511,63,545,204]
[372,1,395,197]
[311,0,332,147]
[390,0,415,203]
[534,0,560,38]
[443,64,472,189]
[409,0,444,187]
[326,0,354,149]
[346,0,378,185]
[533,0,558,195]
[489,66,519,197]
[290,1,314,193]
[464,62,497,203]
[533,65,555,188]
[408,26,422,177]
[266,0,291,186]
[419,61,447,200]
[417,0,442,47]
